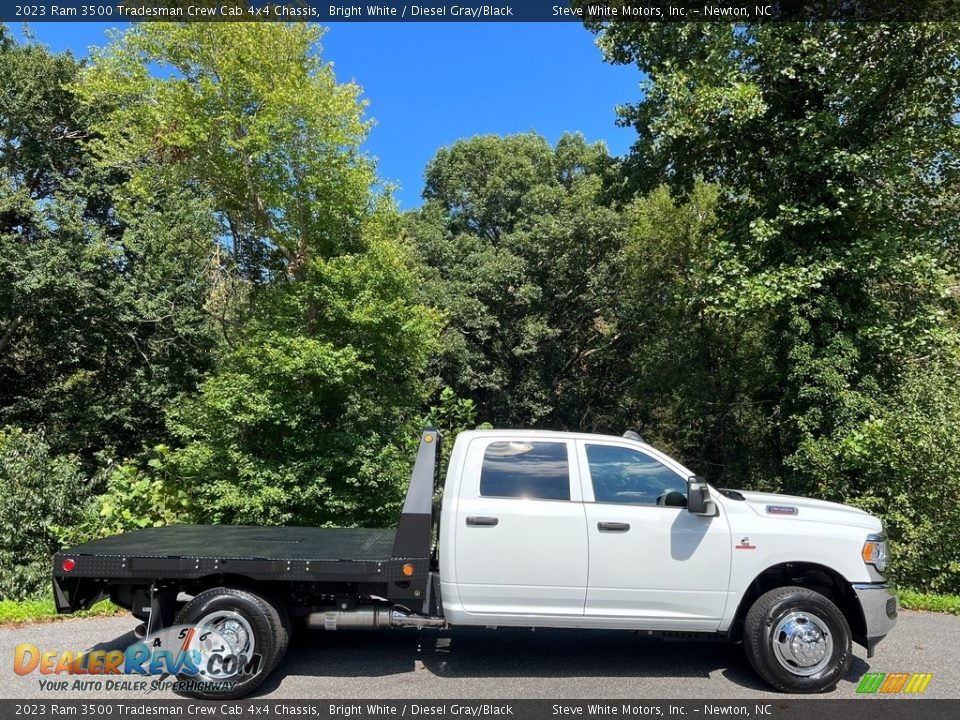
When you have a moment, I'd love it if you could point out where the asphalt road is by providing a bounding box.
[1,610,957,700]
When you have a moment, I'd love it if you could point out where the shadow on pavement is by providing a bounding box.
[84,623,872,698]
[252,626,851,697]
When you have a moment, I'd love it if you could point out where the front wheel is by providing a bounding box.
[744,586,851,693]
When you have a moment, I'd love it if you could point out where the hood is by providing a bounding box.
[730,490,882,532]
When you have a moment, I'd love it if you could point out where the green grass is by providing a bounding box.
[0,597,124,625]
[896,589,960,615]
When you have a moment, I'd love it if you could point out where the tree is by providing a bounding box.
[616,182,781,485]
[163,216,441,527]
[407,132,633,429]
[76,22,375,290]
[77,23,440,527]
[0,27,218,465]
[588,22,960,589]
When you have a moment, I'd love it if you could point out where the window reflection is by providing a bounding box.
[480,441,570,500]
[586,445,686,507]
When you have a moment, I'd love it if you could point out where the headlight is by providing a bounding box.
[862,533,888,573]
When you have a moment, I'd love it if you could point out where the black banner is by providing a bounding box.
[3,1,960,23]
[2,700,959,720]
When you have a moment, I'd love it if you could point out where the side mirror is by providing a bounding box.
[687,475,717,517]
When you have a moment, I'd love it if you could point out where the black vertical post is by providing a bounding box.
[391,428,440,558]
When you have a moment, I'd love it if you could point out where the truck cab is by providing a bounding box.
[438,430,896,693]
[441,430,730,626]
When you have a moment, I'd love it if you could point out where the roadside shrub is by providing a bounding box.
[0,427,89,600]
[93,445,195,536]
[809,360,960,593]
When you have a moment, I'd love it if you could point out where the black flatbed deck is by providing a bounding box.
[65,525,398,561]
[53,430,441,613]
[54,524,426,584]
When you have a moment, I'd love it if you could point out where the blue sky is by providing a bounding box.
[10,22,641,208]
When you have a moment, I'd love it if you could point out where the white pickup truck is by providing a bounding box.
[54,429,897,698]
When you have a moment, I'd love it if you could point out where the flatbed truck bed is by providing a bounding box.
[54,525,416,583]
[53,431,440,616]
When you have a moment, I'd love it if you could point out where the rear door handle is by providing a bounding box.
[598,521,630,533]
[466,516,499,527]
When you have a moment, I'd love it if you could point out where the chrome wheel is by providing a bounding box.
[772,611,833,677]
[194,610,256,679]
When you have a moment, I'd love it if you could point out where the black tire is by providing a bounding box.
[744,586,851,693]
[172,587,289,700]
[263,592,292,668]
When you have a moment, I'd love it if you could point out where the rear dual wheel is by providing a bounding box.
[173,587,290,700]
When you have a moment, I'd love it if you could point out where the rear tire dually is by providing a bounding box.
[172,587,290,700]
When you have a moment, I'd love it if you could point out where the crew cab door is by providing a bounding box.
[449,436,588,617]
[577,440,732,629]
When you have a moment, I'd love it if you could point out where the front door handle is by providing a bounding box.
[598,521,630,533]
[466,516,499,527]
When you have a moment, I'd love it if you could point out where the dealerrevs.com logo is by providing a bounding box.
[13,624,262,693]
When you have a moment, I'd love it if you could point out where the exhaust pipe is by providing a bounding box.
[305,604,446,631]
[133,622,147,639]
[390,609,447,629]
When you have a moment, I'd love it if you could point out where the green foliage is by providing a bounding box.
[423,387,490,473]
[424,387,485,440]
[73,24,441,529]
[163,240,441,527]
[897,590,960,616]
[94,446,194,535]
[590,23,960,453]
[0,27,219,465]
[55,445,194,549]
[617,182,781,487]
[1,22,441,569]
[817,360,960,593]
[76,22,375,285]
[0,428,89,600]
[588,22,960,588]
[408,132,631,429]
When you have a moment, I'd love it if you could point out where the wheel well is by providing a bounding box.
[189,574,267,595]
[182,576,384,615]
[116,576,396,623]
[729,562,865,643]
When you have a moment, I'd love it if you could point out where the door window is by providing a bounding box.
[585,444,687,507]
[480,441,570,500]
